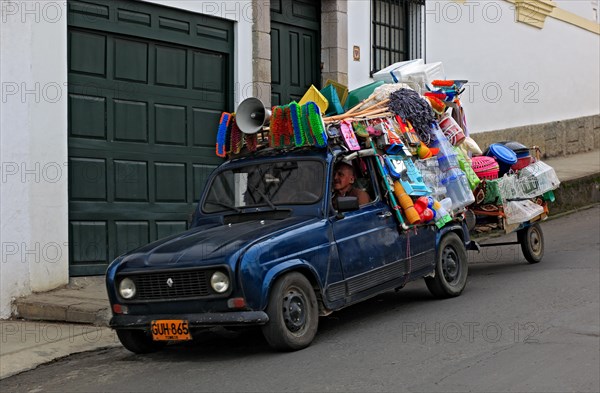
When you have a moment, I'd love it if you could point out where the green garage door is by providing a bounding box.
[271,0,321,105]
[67,0,233,275]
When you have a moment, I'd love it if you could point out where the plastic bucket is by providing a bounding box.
[486,143,517,176]
[439,115,465,146]
[512,156,533,171]
[499,141,530,158]
[495,141,532,171]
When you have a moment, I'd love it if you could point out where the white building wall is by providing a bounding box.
[0,0,254,319]
[555,0,598,19]
[347,0,600,133]
[425,0,600,133]
[1,1,69,319]
[347,0,373,90]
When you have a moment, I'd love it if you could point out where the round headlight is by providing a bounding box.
[119,278,136,299]
[210,271,230,293]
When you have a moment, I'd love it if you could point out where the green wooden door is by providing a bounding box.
[271,0,321,105]
[67,0,233,275]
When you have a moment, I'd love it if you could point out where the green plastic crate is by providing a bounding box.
[344,80,385,111]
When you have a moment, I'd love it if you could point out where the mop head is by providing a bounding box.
[374,83,413,105]
[388,89,436,141]
[244,133,258,152]
[289,102,309,147]
[270,104,294,149]
[216,112,231,157]
[269,106,283,147]
[304,101,327,147]
[229,117,244,154]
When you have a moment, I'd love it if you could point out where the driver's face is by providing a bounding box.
[333,166,354,192]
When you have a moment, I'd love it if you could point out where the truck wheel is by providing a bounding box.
[425,232,468,298]
[518,223,544,264]
[261,272,319,351]
[116,329,165,354]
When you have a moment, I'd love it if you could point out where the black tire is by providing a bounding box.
[425,232,469,298]
[261,272,319,351]
[517,223,544,264]
[116,329,166,354]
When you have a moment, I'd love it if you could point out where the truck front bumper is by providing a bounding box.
[110,311,269,329]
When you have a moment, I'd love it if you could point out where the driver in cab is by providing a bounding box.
[332,161,371,208]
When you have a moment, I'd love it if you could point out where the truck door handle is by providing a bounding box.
[377,211,392,218]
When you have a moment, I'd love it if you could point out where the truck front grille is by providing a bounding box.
[128,269,212,300]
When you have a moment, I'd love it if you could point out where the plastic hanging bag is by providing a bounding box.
[504,200,544,224]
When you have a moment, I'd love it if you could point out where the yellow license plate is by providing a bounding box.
[150,320,191,341]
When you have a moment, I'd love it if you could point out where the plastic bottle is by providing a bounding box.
[440,197,453,212]
[429,196,452,228]
[441,168,475,211]
[430,123,457,160]
[430,124,459,173]
[415,158,446,200]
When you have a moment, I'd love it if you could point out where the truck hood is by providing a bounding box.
[117,216,316,270]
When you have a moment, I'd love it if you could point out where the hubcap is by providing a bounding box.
[282,288,307,332]
[442,246,460,283]
[530,228,542,255]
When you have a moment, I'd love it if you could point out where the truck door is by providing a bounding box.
[332,158,408,294]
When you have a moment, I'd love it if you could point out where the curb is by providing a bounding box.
[550,173,600,215]
[14,297,111,327]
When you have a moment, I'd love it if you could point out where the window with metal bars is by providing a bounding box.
[371,0,424,75]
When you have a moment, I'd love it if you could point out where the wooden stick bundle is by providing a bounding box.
[322,98,390,122]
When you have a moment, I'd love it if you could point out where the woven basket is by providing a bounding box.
[471,156,499,180]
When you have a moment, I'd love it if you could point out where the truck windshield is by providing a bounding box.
[203,160,325,213]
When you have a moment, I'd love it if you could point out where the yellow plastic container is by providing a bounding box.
[298,85,328,114]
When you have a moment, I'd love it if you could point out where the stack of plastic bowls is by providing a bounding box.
[485,143,517,176]
[499,141,532,171]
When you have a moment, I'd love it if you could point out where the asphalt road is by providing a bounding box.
[2,206,599,393]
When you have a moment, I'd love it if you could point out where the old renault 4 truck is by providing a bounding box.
[105,143,472,353]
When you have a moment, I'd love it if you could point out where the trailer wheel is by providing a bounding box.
[518,223,544,264]
[426,233,468,298]
[261,272,319,351]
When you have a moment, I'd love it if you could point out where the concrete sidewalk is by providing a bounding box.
[14,276,111,327]
[0,320,119,379]
[1,150,598,380]
[1,277,117,379]
[545,150,600,182]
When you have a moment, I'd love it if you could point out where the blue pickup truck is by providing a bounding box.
[106,146,471,353]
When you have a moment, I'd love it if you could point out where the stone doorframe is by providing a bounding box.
[252,0,348,107]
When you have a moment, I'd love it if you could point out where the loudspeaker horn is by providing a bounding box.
[236,97,271,134]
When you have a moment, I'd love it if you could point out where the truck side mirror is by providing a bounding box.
[336,196,359,212]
